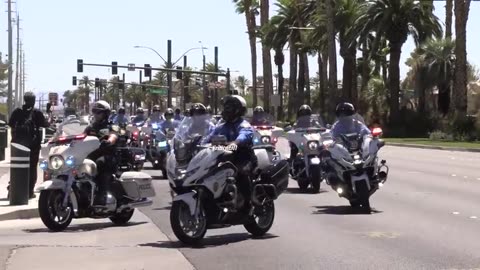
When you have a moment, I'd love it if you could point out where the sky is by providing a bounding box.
[1,0,480,99]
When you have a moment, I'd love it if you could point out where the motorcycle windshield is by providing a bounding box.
[174,115,213,164]
[55,121,85,138]
[251,113,275,127]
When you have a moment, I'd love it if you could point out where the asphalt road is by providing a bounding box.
[141,138,480,270]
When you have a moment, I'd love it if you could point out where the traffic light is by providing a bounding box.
[72,76,77,86]
[119,80,124,90]
[77,59,83,72]
[112,61,118,75]
[95,78,100,88]
[176,67,182,79]
[46,103,52,113]
[144,64,151,77]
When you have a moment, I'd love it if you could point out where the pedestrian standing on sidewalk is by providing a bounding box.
[8,92,49,199]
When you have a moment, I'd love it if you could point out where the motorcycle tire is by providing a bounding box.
[38,190,73,232]
[310,166,322,193]
[170,200,207,245]
[298,179,309,191]
[355,181,371,213]
[244,200,275,237]
[109,209,135,225]
[162,169,167,179]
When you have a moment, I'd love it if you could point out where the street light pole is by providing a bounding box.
[199,41,208,105]
[7,0,13,117]
[167,40,173,108]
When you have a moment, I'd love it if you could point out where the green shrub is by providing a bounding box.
[429,130,454,141]
[449,115,478,141]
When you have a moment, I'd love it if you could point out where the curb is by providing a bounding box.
[0,207,39,222]
[387,142,480,153]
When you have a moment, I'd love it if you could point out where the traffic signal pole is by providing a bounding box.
[122,73,126,107]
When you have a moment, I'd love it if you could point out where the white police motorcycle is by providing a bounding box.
[36,121,156,231]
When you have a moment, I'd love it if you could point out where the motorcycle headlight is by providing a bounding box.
[39,160,48,171]
[261,136,270,144]
[254,138,260,144]
[308,141,318,150]
[50,156,64,170]
[65,156,75,167]
[158,141,168,147]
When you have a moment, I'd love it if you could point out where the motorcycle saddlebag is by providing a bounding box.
[260,160,289,196]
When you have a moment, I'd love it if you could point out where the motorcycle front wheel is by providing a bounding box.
[170,200,207,245]
[38,190,73,232]
[109,209,134,225]
[244,200,275,237]
[310,165,322,193]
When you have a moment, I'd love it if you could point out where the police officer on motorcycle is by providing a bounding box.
[83,101,119,206]
[288,105,323,161]
[189,103,215,135]
[174,108,183,121]
[148,105,163,125]
[203,95,257,212]
[112,107,129,125]
[331,102,370,140]
[159,108,179,132]
[251,106,271,126]
[132,108,146,124]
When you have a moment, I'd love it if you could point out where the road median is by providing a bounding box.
[385,138,480,153]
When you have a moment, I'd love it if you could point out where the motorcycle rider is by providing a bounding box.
[83,101,118,206]
[251,106,270,126]
[132,108,146,124]
[174,108,183,121]
[289,105,323,161]
[148,105,163,125]
[188,103,215,135]
[203,95,257,212]
[331,102,371,140]
[109,110,117,123]
[112,107,129,125]
[159,108,179,132]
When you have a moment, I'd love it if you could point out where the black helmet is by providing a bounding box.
[190,103,207,116]
[24,92,36,106]
[175,108,181,114]
[118,107,126,114]
[136,108,144,114]
[152,105,161,112]
[335,102,355,117]
[92,100,111,115]
[297,104,312,118]
[222,95,247,122]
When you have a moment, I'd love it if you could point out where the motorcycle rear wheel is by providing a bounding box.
[38,190,73,232]
[298,179,309,191]
[244,201,275,237]
[170,200,207,245]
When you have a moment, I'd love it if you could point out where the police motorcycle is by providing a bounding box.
[36,120,156,232]
[145,122,175,178]
[127,118,147,148]
[251,113,283,169]
[322,125,388,213]
[116,123,147,172]
[167,116,289,244]
[285,116,328,193]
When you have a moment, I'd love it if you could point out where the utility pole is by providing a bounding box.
[21,50,25,99]
[122,73,126,107]
[167,40,172,108]
[18,42,22,102]
[15,13,20,108]
[202,54,208,106]
[183,55,187,112]
[214,47,219,111]
[7,0,14,117]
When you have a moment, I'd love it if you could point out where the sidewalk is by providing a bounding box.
[0,211,195,270]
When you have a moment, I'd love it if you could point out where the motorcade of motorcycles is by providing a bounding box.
[285,122,328,193]
[115,124,146,172]
[167,116,289,244]
[36,121,156,231]
[251,113,284,170]
[321,127,389,213]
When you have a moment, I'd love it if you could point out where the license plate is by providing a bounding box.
[139,183,152,191]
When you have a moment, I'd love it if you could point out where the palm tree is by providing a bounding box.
[446,0,453,38]
[355,0,442,124]
[326,0,338,110]
[260,0,273,112]
[453,0,472,117]
[234,76,249,94]
[233,0,259,107]
[79,76,94,113]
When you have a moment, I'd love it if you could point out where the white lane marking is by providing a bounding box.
[452,212,460,215]
[470,216,478,219]
[477,178,480,181]
[451,174,457,177]
[464,176,468,179]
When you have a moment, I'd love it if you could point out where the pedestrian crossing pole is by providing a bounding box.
[9,143,31,205]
